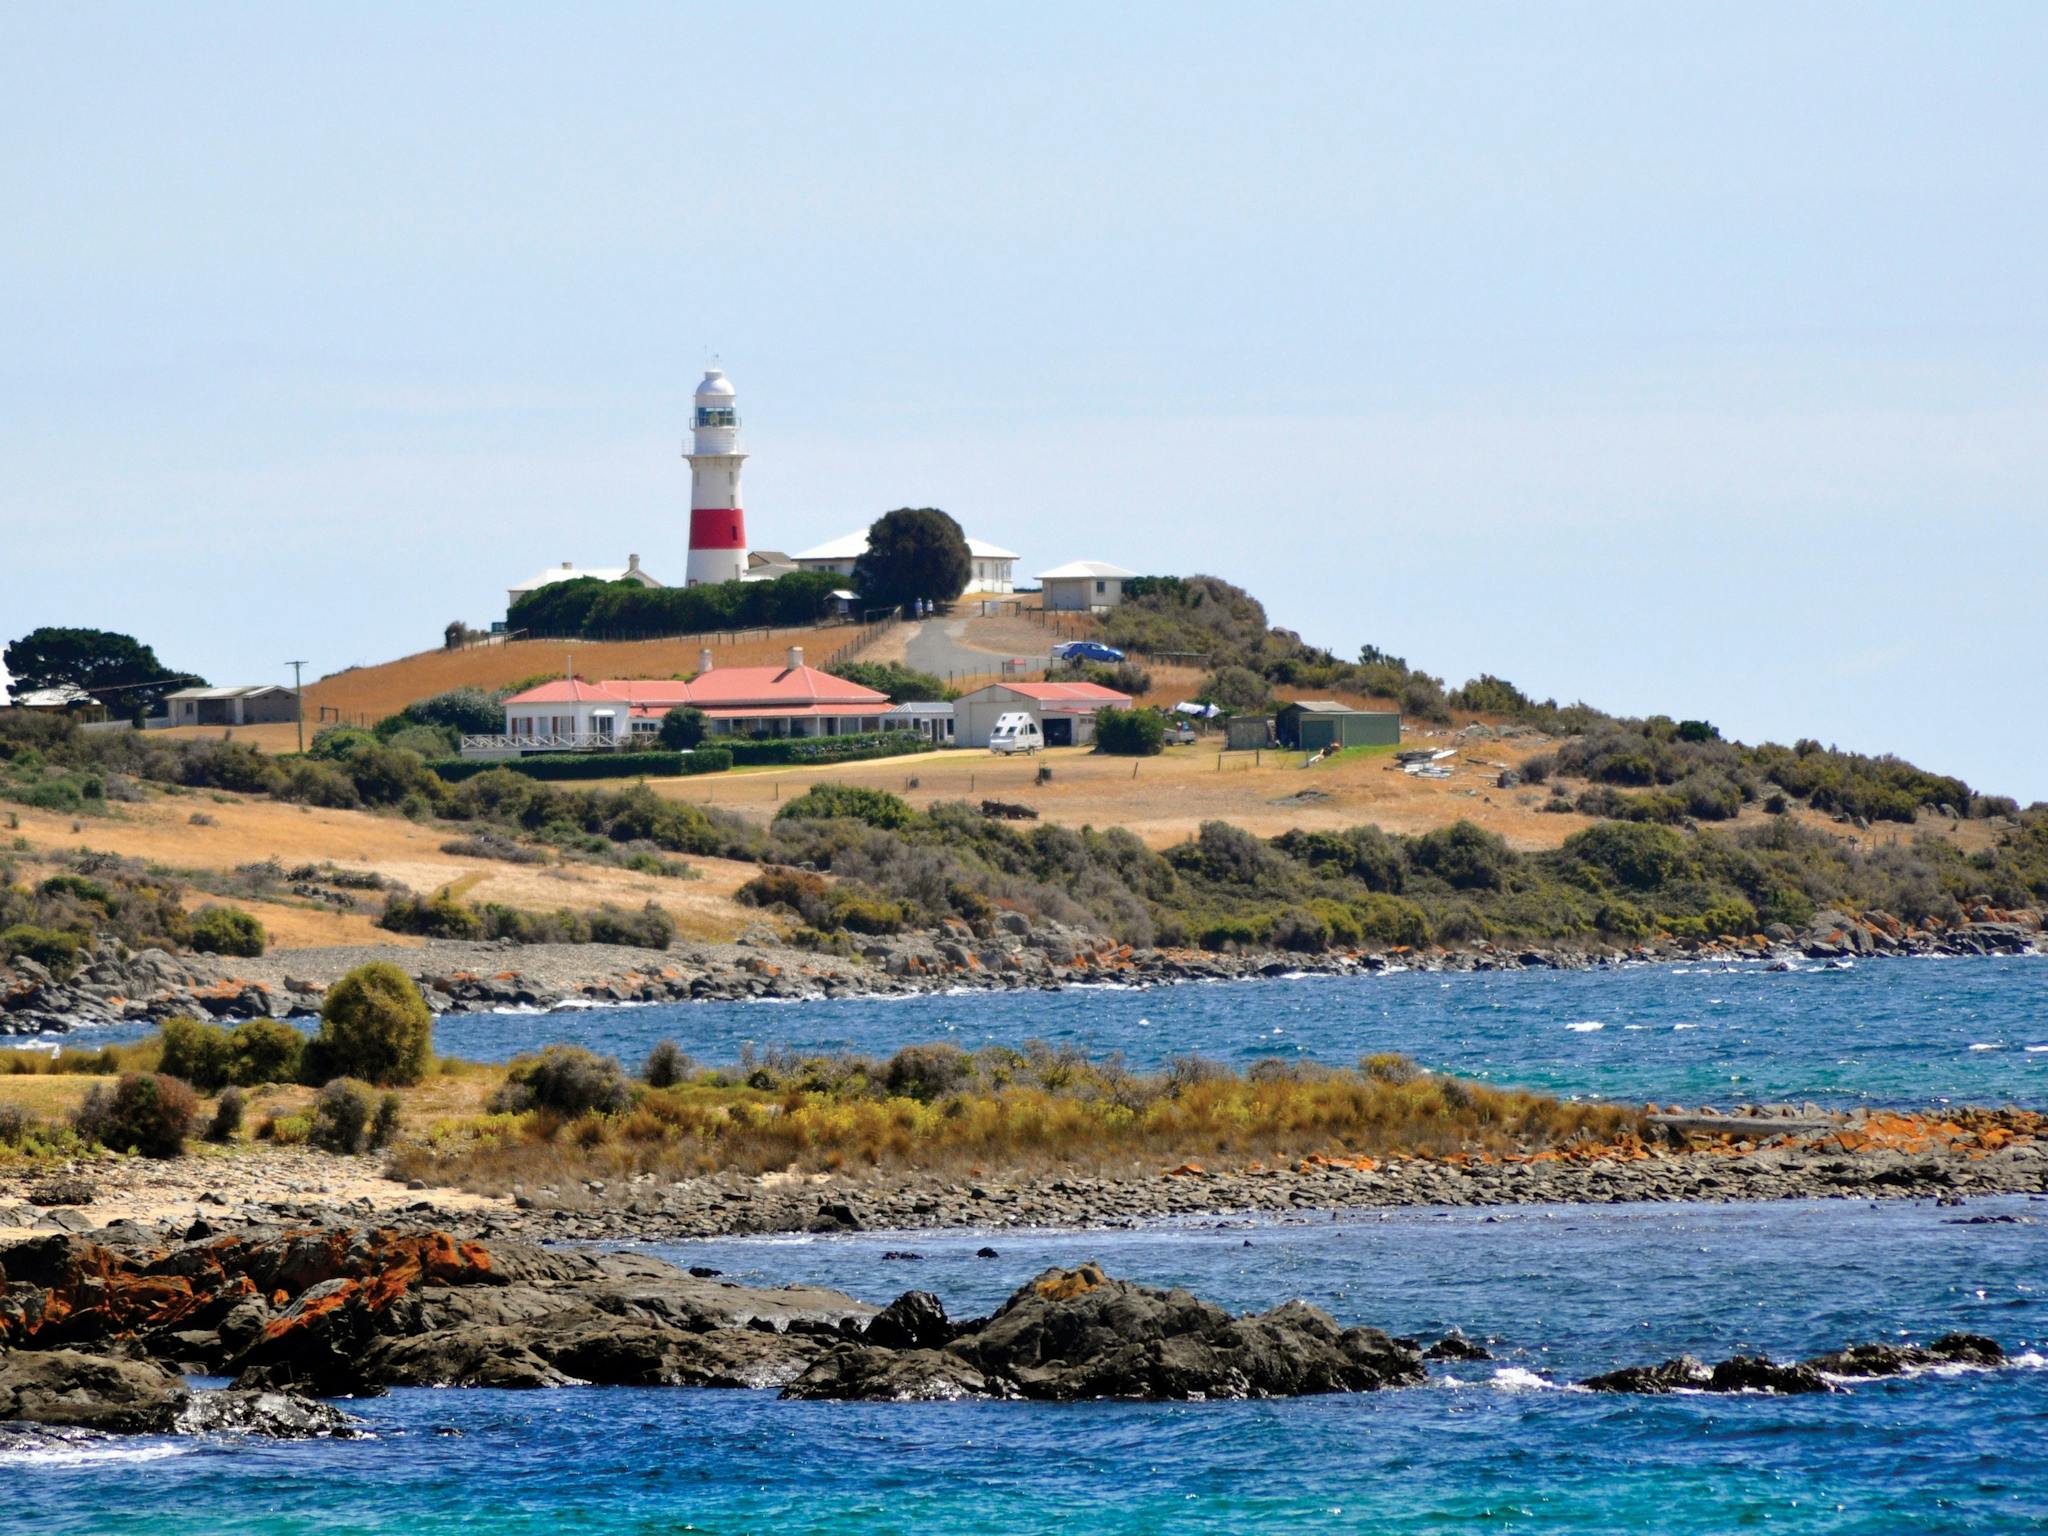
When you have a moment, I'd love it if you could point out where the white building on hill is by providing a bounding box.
[792,531,1019,594]
[508,554,661,613]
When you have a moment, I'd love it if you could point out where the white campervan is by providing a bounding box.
[987,712,1044,755]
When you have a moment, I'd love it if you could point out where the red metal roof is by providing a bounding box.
[504,665,886,712]
[976,681,1132,705]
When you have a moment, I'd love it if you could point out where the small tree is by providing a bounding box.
[774,783,915,829]
[489,1046,633,1117]
[307,961,433,1086]
[849,508,971,615]
[1201,665,1273,714]
[658,706,708,750]
[309,1079,375,1152]
[1094,707,1166,756]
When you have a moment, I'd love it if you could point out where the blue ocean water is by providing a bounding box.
[9,959,2048,1529]
[7,1196,2045,1533]
[47,952,2044,1105]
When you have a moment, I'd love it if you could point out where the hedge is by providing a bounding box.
[721,733,937,767]
[428,752,689,783]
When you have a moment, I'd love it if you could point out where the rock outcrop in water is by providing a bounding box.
[1580,1333,2006,1394]
[783,1263,1427,1402]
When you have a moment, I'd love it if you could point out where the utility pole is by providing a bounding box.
[285,660,307,753]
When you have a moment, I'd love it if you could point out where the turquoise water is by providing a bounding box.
[8,959,2048,1529]
[7,1197,2045,1533]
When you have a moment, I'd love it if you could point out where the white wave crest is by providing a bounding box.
[7,1440,191,1467]
[1564,1021,1605,1034]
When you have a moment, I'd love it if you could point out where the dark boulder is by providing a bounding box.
[1804,1333,2004,1378]
[1423,1331,1494,1362]
[0,1349,186,1433]
[1580,1356,1711,1394]
[862,1290,954,1351]
[783,1344,1001,1402]
[1706,1356,1831,1394]
[794,1264,1426,1403]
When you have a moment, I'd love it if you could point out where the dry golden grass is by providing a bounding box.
[390,1064,1640,1192]
[8,790,765,948]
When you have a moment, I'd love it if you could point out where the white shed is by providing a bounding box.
[1036,560,1137,612]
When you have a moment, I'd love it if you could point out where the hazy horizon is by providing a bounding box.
[4,3,2043,797]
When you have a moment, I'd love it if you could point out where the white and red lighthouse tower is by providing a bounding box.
[684,366,747,586]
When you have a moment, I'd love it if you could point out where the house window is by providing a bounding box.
[1095,581,1105,594]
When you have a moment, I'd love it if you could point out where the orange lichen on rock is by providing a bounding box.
[1032,1264,1108,1301]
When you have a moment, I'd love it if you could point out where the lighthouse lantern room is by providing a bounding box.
[684,366,748,586]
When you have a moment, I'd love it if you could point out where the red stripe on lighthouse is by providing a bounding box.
[688,508,746,549]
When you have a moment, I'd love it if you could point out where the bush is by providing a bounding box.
[227,1018,305,1086]
[775,784,916,830]
[1201,665,1273,713]
[188,904,266,957]
[309,1078,375,1152]
[682,745,733,774]
[643,1040,691,1088]
[1093,707,1167,756]
[157,1017,232,1091]
[1562,822,1694,892]
[1411,821,1513,891]
[308,961,433,1086]
[370,1093,403,1149]
[658,707,708,750]
[586,902,676,950]
[378,891,484,940]
[73,1073,199,1157]
[207,1085,246,1142]
[883,1043,972,1102]
[828,661,950,703]
[491,1046,633,1117]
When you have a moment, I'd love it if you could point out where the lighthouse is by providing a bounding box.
[684,366,748,586]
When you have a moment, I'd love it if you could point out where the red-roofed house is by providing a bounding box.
[479,647,889,756]
[954,680,1133,749]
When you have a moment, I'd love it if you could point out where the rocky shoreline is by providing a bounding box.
[5,1107,2040,1248]
[0,1220,2024,1432]
[2,902,2039,1038]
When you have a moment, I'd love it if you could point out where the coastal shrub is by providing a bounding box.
[309,1079,375,1153]
[827,661,950,703]
[262,1113,312,1146]
[585,902,676,950]
[207,1086,246,1142]
[370,1093,403,1150]
[882,1043,972,1103]
[156,1017,232,1091]
[378,891,484,940]
[1594,899,1652,939]
[1360,1053,1419,1085]
[658,707,707,750]
[491,1046,633,1118]
[382,723,460,759]
[307,961,433,1086]
[227,1018,306,1086]
[737,867,829,918]
[643,1040,691,1088]
[377,687,505,739]
[72,1072,199,1157]
[1093,707,1167,756]
[682,745,733,774]
[1410,822,1512,891]
[276,759,361,808]
[187,904,266,957]
[1561,822,1694,892]
[775,784,915,830]
[824,884,910,935]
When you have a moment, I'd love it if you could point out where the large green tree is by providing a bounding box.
[3,627,196,716]
[850,508,971,616]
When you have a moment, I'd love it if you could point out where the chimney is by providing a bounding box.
[628,553,640,572]
[561,560,572,570]
[697,648,713,675]
[786,645,803,671]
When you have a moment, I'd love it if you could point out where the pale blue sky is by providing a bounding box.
[4,3,2043,797]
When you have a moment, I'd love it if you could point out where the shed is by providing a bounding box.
[160,685,299,728]
[1274,701,1401,751]
[953,681,1132,749]
[1224,716,1275,751]
[1035,561,1137,612]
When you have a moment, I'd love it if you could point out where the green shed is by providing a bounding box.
[1275,701,1401,751]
